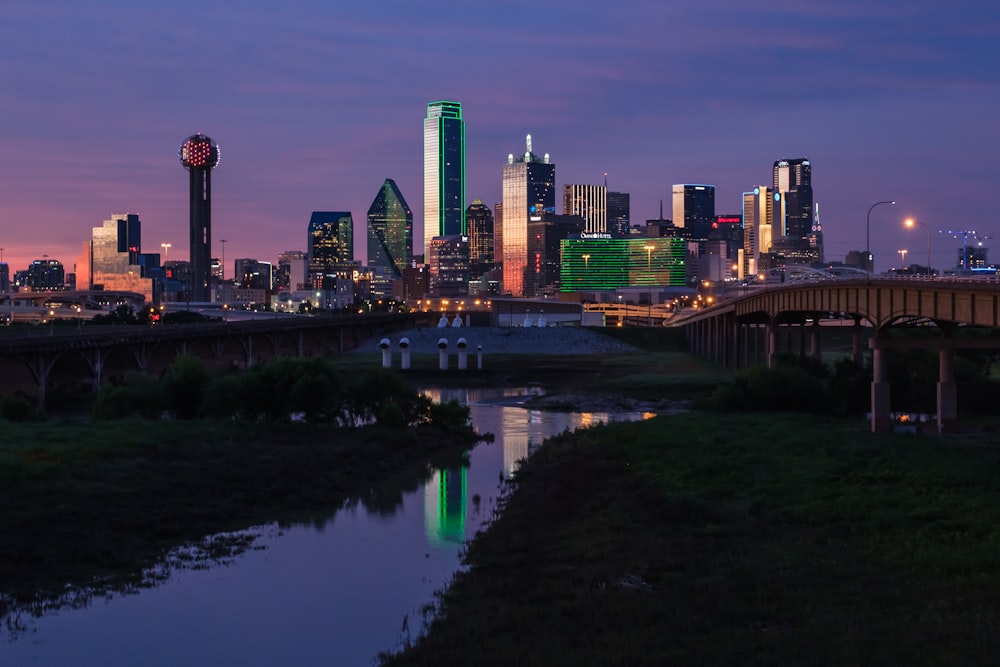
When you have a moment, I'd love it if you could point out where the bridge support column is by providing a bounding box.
[766,322,778,368]
[870,342,892,433]
[937,346,958,434]
[852,320,863,366]
[810,320,821,361]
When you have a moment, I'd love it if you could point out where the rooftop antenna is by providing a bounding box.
[526,134,532,155]
[604,172,608,189]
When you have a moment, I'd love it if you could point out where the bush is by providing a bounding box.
[1,393,38,422]
[162,354,209,419]
[93,375,163,420]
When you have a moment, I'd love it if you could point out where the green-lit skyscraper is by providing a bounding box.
[423,100,466,257]
[367,178,413,280]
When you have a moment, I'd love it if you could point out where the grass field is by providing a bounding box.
[381,412,1000,666]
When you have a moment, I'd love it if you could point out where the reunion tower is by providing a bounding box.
[178,133,220,302]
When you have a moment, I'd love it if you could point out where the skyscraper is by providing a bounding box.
[502,135,555,297]
[563,184,607,234]
[308,211,354,275]
[742,186,775,276]
[423,100,466,255]
[671,184,715,240]
[607,191,631,238]
[85,213,147,295]
[772,158,813,247]
[367,178,413,280]
[465,198,494,269]
[178,133,220,302]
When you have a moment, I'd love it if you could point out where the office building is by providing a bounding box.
[493,202,503,265]
[672,185,715,240]
[26,259,65,291]
[501,135,555,297]
[607,191,631,238]
[525,213,585,296]
[234,258,273,290]
[81,212,152,299]
[277,250,308,292]
[367,178,413,277]
[466,198,494,272]
[178,133,220,302]
[559,237,686,291]
[308,211,354,275]
[0,263,8,293]
[772,158,812,240]
[742,186,776,276]
[423,101,466,255]
[563,184,607,234]
[427,235,469,296]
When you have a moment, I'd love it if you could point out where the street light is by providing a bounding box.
[898,248,908,268]
[581,253,590,269]
[160,242,171,264]
[644,244,654,270]
[866,200,896,272]
[220,238,228,282]
[904,218,931,276]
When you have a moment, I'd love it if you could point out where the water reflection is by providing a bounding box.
[0,387,653,666]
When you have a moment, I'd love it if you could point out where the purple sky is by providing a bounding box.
[1,1,998,276]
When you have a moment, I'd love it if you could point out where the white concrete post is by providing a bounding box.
[399,337,410,370]
[457,337,468,370]
[379,338,391,368]
[438,338,449,370]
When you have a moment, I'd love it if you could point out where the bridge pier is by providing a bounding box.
[870,344,892,433]
[810,320,821,361]
[937,346,958,434]
[767,321,778,368]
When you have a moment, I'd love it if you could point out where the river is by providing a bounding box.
[0,387,654,666]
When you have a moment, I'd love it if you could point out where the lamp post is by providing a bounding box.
[866,200,896,273]
[160,242,171,264]
[220,238,228,282]
[644,244,654,270]
[581,253,590,269]
[898,248,908,269]
[904,218,931,276]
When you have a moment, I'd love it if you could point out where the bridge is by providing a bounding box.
[0,312,416,408]
[673,277,1000,433]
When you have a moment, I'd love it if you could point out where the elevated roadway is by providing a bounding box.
[673,277,1000,433]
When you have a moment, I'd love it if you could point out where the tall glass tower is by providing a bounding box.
[671,184,715,240]
[307,211,354,275]
[502,135,555,297]
[423,101,466,257]
[178,133,220,302]
[367,178,413,280]
[772,158,813,243]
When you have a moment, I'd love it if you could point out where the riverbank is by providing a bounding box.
[0,418,479,623]
[381,412,1000,666]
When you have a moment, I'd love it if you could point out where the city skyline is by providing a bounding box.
[1,2,997,276]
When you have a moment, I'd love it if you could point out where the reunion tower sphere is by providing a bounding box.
[179,132,220,302]
[178,133,220,170]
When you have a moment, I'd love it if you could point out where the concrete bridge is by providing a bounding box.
[674,278,1000,433]
[0,312,417,408]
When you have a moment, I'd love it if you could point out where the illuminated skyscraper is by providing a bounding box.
[772,158,812,242]
[742,186,775,276]
[562,184,607,234]
[423,100,466,255]
[501,135,555,297]
[465,199,494,269]
[178,133,220,302]
[367,178,413,279]
[671,184,715,240]
[308,211,354,274]
[85,213,148,296]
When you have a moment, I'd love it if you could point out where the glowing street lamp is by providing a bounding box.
[866,200,896,272]
[644,245,654,270]
[898,248,908,268]
[581,253,590,269]
[160,242,171,264]
[904,218,931,275]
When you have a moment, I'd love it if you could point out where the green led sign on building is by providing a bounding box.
[559,237,686,291]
